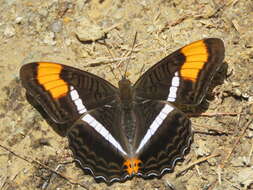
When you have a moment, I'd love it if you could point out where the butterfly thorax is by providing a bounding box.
[118,78,133,110]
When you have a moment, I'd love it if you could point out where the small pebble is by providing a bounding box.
[43,32,56,45]
[38,8,49,17]
[4,25,15,37]
[241,92,249,99]
[50,20,63,33]
[75,17,105,42]
[15,17,23,24]
[195,139,211,156]
[246,130,253,138]
[65,38,72,46]
[234,88,242,97]
[232,82,240,87]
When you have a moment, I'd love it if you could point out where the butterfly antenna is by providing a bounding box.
[124,32,138,78]
[138,63,146,78]
[109,64,118,82]
[102,40,122,81]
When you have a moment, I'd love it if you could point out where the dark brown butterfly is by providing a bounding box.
[20,38,225,183]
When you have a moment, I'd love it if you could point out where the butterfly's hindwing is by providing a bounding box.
[133,100,192,176]
[67,104,130,183]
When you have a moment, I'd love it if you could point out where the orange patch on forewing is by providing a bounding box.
[123,158,142,175]
[185,54,208,62]
[37,62,68,99]
[38,67,63,77]
[180,69,199,82]
[50,85,68,99]
[181,62,205,69]
[181,40,207,55]
[42,80,67,91]
[38,62,62,68]
[180,40,209,82]
[37,74,60,84]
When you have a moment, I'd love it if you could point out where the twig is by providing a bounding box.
[195,165,202,177]
[188,112,245,117]
[207,119,253,190]
[158,3,224,34]
[0,173,7,189]
[217,166,222,185]
[159,14,190,33]
[103,23,122,33]
[223,177,241,190]
[42,164,64,190]
[0,144,89,190]
[221,120,252,169]
[194,130,230,136]
[176,153,220,177]
[165,180,176,190]
[247,139,253,165]
[193,122,233,136]
[84,56,135,67]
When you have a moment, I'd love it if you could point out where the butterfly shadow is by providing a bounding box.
[26,93,69,137]
[179,62,228,118]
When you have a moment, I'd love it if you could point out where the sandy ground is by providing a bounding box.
[0,0,253,189]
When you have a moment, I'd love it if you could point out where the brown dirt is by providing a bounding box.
[0,0,253,190]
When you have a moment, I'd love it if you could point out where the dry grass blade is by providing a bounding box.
[176,153,220,177]
[0,144,89,190]
[207,119,253,190]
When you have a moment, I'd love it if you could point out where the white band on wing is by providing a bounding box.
[136,104,174,153]
[70,86,87,114]
[82,114,127,155]
[167,72,180,102]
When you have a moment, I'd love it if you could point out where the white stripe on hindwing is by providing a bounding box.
[82,114,127,155]
[69,86,127,155]
[167,72,180,102]
[136,104,174,153]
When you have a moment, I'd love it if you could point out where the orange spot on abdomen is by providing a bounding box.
[123,158,142,175]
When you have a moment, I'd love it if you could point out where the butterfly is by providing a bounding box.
[20,38,225,183]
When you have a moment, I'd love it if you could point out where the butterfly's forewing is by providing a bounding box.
[132,100,192,176]
[134,38,225,105]
[67,104,130,183]
[20,62,118,135]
